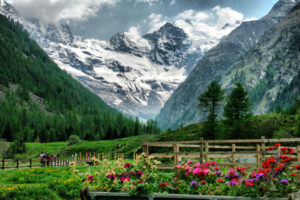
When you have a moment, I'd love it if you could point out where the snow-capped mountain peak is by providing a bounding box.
[0,2,238,120]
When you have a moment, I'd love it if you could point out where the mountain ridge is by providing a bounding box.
[0,1,241,121]
[156,0,300,130]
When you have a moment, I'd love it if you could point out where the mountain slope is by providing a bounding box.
[0,1,241,121]
[156,0,300,130]
[0,14,152,142]
[221,3,300,113]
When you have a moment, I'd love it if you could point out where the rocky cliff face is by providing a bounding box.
[222,2,300,114]
[156,0,300,130]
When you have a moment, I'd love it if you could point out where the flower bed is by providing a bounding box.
[79,143,300,198]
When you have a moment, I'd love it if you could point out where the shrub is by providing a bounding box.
[68,135,81,145]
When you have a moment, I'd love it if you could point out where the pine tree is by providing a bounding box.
[198,81,225,139]
[120,126,128,138]
[134,117,140,136]
[223,83,252,139]
[105,125,113,140]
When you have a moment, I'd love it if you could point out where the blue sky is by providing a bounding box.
[8,0,278,40]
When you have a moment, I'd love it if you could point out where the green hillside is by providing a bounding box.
[157,111,300,142]
[0,14,159,143]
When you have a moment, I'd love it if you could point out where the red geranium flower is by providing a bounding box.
[86,176,94,181]
[124,163,132,168]
[275,143,281,148]
[290,172,297,176]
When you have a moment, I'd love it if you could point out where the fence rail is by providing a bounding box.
[143,136,300,169]
[1,152,125,170]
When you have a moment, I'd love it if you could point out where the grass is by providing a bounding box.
[0,167,82,200]
[24,134,157,158]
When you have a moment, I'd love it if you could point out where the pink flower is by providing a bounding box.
[120,177,125,182]
[216,178,223,183]
[187,160,192,164]
[214,166,220,170]
[210,161,216,166]
[107,174,116,179]
[124,163,132,168]
[195,162,201,168]
[120,176,130,182]
[193,168,199,175]
[201,180,206,184]
[176,165,181,169]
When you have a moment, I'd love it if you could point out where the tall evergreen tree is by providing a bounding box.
[223,83,252,139]
[198,81,225,139]
[134,117,140,136]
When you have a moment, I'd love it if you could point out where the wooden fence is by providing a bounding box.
[143,136,300,169]
[1,152,125,170]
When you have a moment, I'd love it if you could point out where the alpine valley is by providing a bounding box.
[0,0,242,121]
[157,0,300,130]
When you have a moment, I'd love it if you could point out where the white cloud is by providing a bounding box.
[6,0,118,24]
[170,0,176,5]
[136,0,159,6]
[144,6,248,54]
[147,13,168,32]
[212,6,244,28]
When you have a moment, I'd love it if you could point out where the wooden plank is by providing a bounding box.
[145,138,300,147]
[156,164,174,169]
[261,136,266,162]
[235,154,256,158]
[200,137,203,163]
[205,139,262,143]
[178,144,201,148]
[218,163,260,167]
[150,153,174,158]
[297,145,300,162]
[173,144,179,165]
[143,143,149,155]
[208,145,255,149]
[204,151,258,155]
[2,158,4,170]
[147,143,174,147]
[205,142,209,162]
[256,144,261,168]
[209,155,232,158]
[232,144,236,168]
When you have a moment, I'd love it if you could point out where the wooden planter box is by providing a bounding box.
[87,190,292,200]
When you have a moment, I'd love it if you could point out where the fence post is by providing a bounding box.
[17,159,19,169]
[261,136,265,163]
[30,159,32,168]
[256,144,261,168]
[143,143,149,156]
[232,144,236,168]
[80,153,82,164]
[297,145,300,162]
[173,144,179,165]
[2,158,4,170]
[200,137,203,163]
[205,142,209,162]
